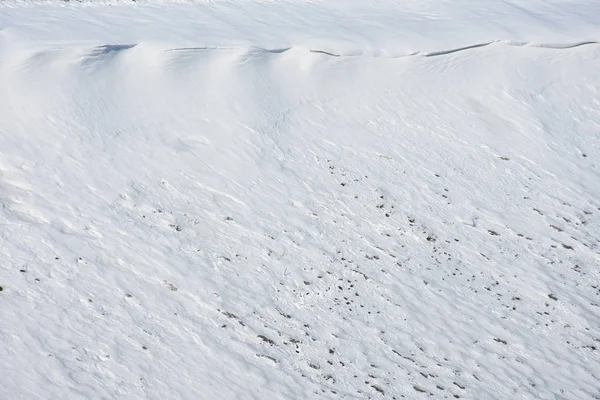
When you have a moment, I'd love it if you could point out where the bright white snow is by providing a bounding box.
[0,1,599,399]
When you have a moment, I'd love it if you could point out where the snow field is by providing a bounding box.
[1,2,600,399]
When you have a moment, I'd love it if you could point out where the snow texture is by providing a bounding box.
[0,1,599,400]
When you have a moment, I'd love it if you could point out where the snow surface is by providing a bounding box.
[1,1,600,399]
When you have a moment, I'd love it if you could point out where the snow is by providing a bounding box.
[1,1,599,399]
[2,0,600,54]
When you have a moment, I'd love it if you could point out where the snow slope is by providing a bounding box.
[1,1,599,399]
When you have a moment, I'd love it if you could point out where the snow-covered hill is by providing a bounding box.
[1,1,599,399]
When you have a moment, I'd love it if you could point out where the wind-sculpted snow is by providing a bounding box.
[25,40,599,61]
[170,40,600,58]
[1,3,600,400]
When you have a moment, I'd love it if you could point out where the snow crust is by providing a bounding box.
[1,1,599,399]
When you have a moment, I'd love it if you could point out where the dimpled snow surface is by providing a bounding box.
[0,1,599,399]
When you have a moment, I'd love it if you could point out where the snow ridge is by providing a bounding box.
[9,39,599,62]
